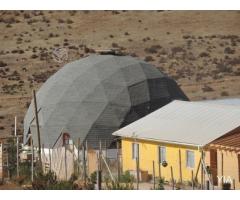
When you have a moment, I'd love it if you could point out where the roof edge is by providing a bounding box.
[113,133,203,148]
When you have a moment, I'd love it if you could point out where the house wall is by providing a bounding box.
[122,138,202,183]
[205,149,240,189]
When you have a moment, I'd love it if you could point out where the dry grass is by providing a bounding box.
[0,11,240,136]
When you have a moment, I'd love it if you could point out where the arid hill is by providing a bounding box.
[0,11,240,137]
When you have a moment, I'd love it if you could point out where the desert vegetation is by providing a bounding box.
[0,11,239,137]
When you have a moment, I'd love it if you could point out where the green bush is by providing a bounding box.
[156,177,165,190]
[90,171,97,184]
[104,171,134,190]
[119,171,134,183]
[105,180,134,190]
[32,171,76,190]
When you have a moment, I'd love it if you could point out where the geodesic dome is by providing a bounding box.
[24,55,188,148]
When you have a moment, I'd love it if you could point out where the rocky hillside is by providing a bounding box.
[0,11,240,137]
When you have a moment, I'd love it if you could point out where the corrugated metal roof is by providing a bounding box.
[113,100,240,147]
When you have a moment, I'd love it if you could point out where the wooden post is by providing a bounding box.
[117,140,120,182]
[15,116,19,178]
[170,166,174,190]
[178,149,182,184]
[104,140,107,178]
[221,153,224,187]
[83,143,87,186]
[195,158,201,180]
[72,142,74,175]
[201,152,204,190]
[48,148,51,172]
[206,180,210,190]
[99,140,102,171]
[64,144,67,180]
[85,140,89,176]
[98,140,102,190]
[97,152,102,190]
[33,90,42,168]
[136,157,140,190]
[191,170,194,190]
[152,160,155,189]
[158,162,161,180]
[31,136,34,182]
[42,144,45,173]
[233,179,235,190]
[77,138,80,176]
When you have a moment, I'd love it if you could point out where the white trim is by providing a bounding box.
[117,135,203,149]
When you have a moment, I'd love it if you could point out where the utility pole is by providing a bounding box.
[15,116,19,177]
[33,90,42,169]
[31,136,34,182]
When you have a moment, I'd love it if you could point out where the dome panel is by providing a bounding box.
[24,55,188,148]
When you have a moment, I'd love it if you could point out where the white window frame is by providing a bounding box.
[158,146,166,163]
[186,150,195,168]
[132,143,139,160]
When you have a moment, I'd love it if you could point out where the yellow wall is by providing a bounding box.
[121,138,202,183]
[205,149,240,189]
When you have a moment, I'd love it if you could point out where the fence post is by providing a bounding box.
[191,170,194,190]
[99,140,102,171]
[152,160,155,189]
[201,152,204,190]
[83,143,87,186]
[221,153,224,188]
[72,141,75,175]
[33,90,42,170]
[136,157,139,190]
[117,140,120,182]
[15,116,19,178]
[97,152,102,190]
[64,144,67,180]
[178,149,182,184]
[48,147,52,172]
[206,180,210,190]
[158,162,161,180]
[42,144,45,173]
[170,166,174,190]
[31,136,34,182]
[77,138,80,177]
[85,140,89,177]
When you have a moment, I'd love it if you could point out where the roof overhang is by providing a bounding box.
[113,133,203,149]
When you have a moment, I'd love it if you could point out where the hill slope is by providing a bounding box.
[0,11,240,136]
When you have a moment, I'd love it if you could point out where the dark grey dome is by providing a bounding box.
[24,55,188,148]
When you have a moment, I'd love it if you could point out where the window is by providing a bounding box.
[62,132,70,146]
[158,146,166,163]
[132,143,139,160]
[186,150,195,168]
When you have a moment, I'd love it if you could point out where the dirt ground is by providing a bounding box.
[0,182,22,190]
[0,11,240,137]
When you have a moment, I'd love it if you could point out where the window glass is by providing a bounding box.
[158,146,166,163]
[132,143,139,160]
[186,150,195,168]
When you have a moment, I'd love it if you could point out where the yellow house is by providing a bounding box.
[121,137,202,183]
[113,100,240,189]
